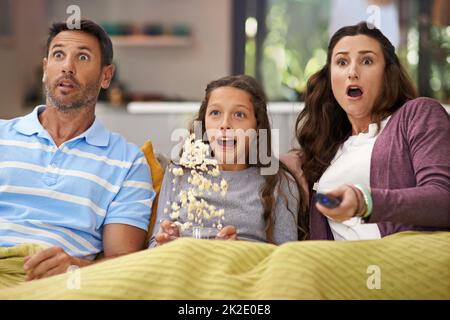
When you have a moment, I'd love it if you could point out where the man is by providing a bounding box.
[0,20,154,281]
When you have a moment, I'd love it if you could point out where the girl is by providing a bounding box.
[150,75,308,246]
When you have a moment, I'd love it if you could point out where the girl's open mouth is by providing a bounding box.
[216,137,236,149]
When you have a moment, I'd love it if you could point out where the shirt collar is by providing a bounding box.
[80,116,110,147]
[13,105,110,147]
[366,116,392,138]
[13,105,47,136]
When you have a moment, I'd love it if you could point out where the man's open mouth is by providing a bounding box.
[58,82,75,89]
[57,79,78,89]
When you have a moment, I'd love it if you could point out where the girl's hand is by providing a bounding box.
[155,220,180,246]
[215,225,238,240]
[315,185,363,222]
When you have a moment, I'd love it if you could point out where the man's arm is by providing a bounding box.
[102,223,147,258]
[23,224,146,281]
[24,147,153,281]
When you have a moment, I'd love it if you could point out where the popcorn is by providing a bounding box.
[170,211,180,220]
[220,178,228,191]
[174,221,191,232]
[171,202,180,211]
[165,133,227,233]
[172,167,184,176]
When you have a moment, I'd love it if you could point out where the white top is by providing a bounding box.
[316,116,390,241]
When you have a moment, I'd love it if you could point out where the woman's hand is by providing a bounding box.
[215,225,238,240]
[155,220,180,246]
[315,185,364,222]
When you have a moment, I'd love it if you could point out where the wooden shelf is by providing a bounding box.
[111,35,191,47]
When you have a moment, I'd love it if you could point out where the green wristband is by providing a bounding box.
[353,184,373,219]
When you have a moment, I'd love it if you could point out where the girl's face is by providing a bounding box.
[205,86,257,171]
[330,35,385,125]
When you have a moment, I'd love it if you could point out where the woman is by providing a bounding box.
[150,75,308,246]
[296,22,450,240]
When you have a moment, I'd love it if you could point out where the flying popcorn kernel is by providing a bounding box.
[165,133,227,233]
[170,211,180,220]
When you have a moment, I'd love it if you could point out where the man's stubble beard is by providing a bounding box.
[44,77,101,113]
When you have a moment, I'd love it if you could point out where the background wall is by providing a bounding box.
[0,0,232,119]
[0,0,48,119]
[47,0,232,101]
[1,1,447,156]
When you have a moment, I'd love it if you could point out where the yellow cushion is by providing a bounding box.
[141,140,165,245]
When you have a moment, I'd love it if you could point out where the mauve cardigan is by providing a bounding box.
[309,97,450,240]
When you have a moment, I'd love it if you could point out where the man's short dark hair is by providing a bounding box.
[46,19,113,66]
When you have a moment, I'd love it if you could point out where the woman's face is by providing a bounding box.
[205,86,257,170]
[330,35,385,124]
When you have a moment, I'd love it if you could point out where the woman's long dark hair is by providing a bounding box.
[190,75,308,241]
[296,22,417,191]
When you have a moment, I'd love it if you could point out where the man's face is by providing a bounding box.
[43,30,114,112]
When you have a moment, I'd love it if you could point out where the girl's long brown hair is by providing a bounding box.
[296,22,417,190]
[191,75,308,241]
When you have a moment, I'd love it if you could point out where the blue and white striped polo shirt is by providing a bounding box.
[0,105,154,260]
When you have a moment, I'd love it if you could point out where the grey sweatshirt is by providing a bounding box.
[149,166,299,247]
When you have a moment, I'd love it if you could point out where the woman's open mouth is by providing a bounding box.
[346,85,363,99]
